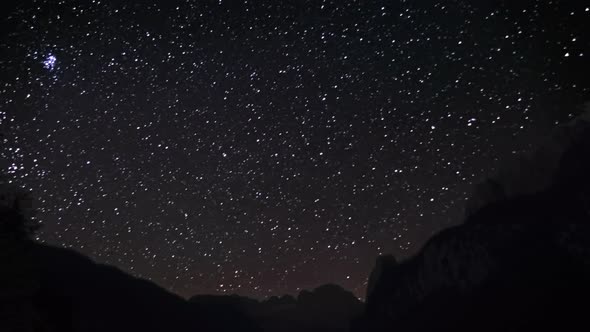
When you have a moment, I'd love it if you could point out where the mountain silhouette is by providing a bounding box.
[190,283,363,332]
[353,114,590,331]
[1,236,364,331]
[4,113,590,331]
[0,239,264,331]
[0,184,361,332]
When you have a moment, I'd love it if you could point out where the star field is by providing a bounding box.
[1,0,589,298]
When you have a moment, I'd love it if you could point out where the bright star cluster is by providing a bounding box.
[42,54,57,71]
[1,1,588,298]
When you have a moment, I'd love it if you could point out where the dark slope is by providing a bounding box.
[0,240,261,332]
[2,179,362,332]
[354,117,590,331]
[1,234,359,331]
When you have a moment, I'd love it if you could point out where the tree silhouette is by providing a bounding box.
[0,176,40,240]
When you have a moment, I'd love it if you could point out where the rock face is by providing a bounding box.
[354,117,590,331]
[464,114,590,216]
[366,255,397,303]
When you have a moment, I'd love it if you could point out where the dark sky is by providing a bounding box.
[1,0,588,299]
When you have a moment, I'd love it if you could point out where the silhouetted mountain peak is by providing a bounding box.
[354,112,590,331]
[265,294,296,307]
[366,255,398,300]
[189,284,363,331]
[465,113,590,217]
[297,283,361,313]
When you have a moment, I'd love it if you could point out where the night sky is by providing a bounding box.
[1,0,589,299]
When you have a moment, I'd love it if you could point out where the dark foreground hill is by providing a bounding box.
[352,116,590,331]
[0,200,361,332]
[0,239,261,331]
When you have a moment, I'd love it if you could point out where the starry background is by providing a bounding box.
[1,0,589,299]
